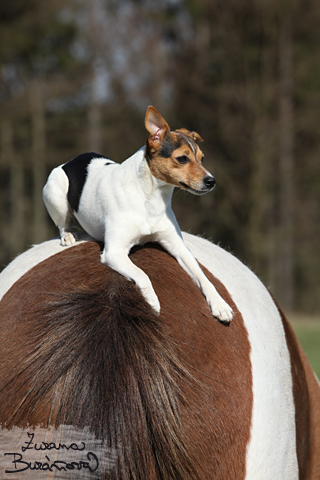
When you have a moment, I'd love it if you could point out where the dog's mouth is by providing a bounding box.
[179,182,210,196]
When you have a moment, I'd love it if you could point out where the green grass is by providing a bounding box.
[289,314,320,379]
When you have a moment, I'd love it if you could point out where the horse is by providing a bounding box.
[0,232,319,479]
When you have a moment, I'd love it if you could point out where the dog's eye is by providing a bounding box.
[176,156,189,164]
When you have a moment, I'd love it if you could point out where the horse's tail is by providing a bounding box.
[0,244,201,480]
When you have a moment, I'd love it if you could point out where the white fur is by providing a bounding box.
[183,233,298,480]
[43,147,233,322]
[0,233,92,303]
[0,234,298,478]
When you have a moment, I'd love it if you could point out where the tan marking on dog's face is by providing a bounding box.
[146,130,215,195]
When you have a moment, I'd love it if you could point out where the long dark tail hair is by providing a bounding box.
[0,243,201,480]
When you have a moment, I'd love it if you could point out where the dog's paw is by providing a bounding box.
[208,296,234,324]
[141,287,161,315]
[147,294,161,315]
[150,300,161,315]
[60,232,77,246]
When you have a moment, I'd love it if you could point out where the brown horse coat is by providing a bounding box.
[0,233,319,479]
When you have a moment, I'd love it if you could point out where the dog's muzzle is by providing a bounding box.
[179,175,216,195]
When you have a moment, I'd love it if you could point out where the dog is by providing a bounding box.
[43,106,233,322]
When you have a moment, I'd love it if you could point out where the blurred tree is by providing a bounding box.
[30,79,48,243]
[278,14,294,311]
[171,0,320,312]
[0,0,319,313]
[0,0,82,255]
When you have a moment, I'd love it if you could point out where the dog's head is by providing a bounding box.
[145,106,215,195]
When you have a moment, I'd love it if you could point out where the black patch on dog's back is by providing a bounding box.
[62,152,110,212]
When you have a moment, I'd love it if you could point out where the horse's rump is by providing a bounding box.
[0,234,319,479]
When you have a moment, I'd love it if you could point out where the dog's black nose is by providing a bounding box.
[203,176,216,189]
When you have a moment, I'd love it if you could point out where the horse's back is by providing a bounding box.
[0,233,319,480]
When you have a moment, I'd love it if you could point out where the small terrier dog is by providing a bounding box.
[43,106,233,322]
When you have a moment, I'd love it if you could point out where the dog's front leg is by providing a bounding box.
[101,248,161,314]
[159,236,234,323]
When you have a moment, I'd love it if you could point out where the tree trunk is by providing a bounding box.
[248,118,267,274]
[278,15,294,311]
[88,77,102,152]
[31,80,48,244]
[1,120,26,258]
[87,0,103,153]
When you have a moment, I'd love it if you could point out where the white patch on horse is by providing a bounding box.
[182,233,298,480]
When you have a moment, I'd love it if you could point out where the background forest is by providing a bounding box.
[0,0,319,316]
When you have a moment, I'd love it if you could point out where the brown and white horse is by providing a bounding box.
[0,233,319,479]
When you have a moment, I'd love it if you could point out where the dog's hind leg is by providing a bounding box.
[43,167,77,246]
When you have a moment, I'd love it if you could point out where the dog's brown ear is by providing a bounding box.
[176,128,203,143]
[145,106,170,151]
